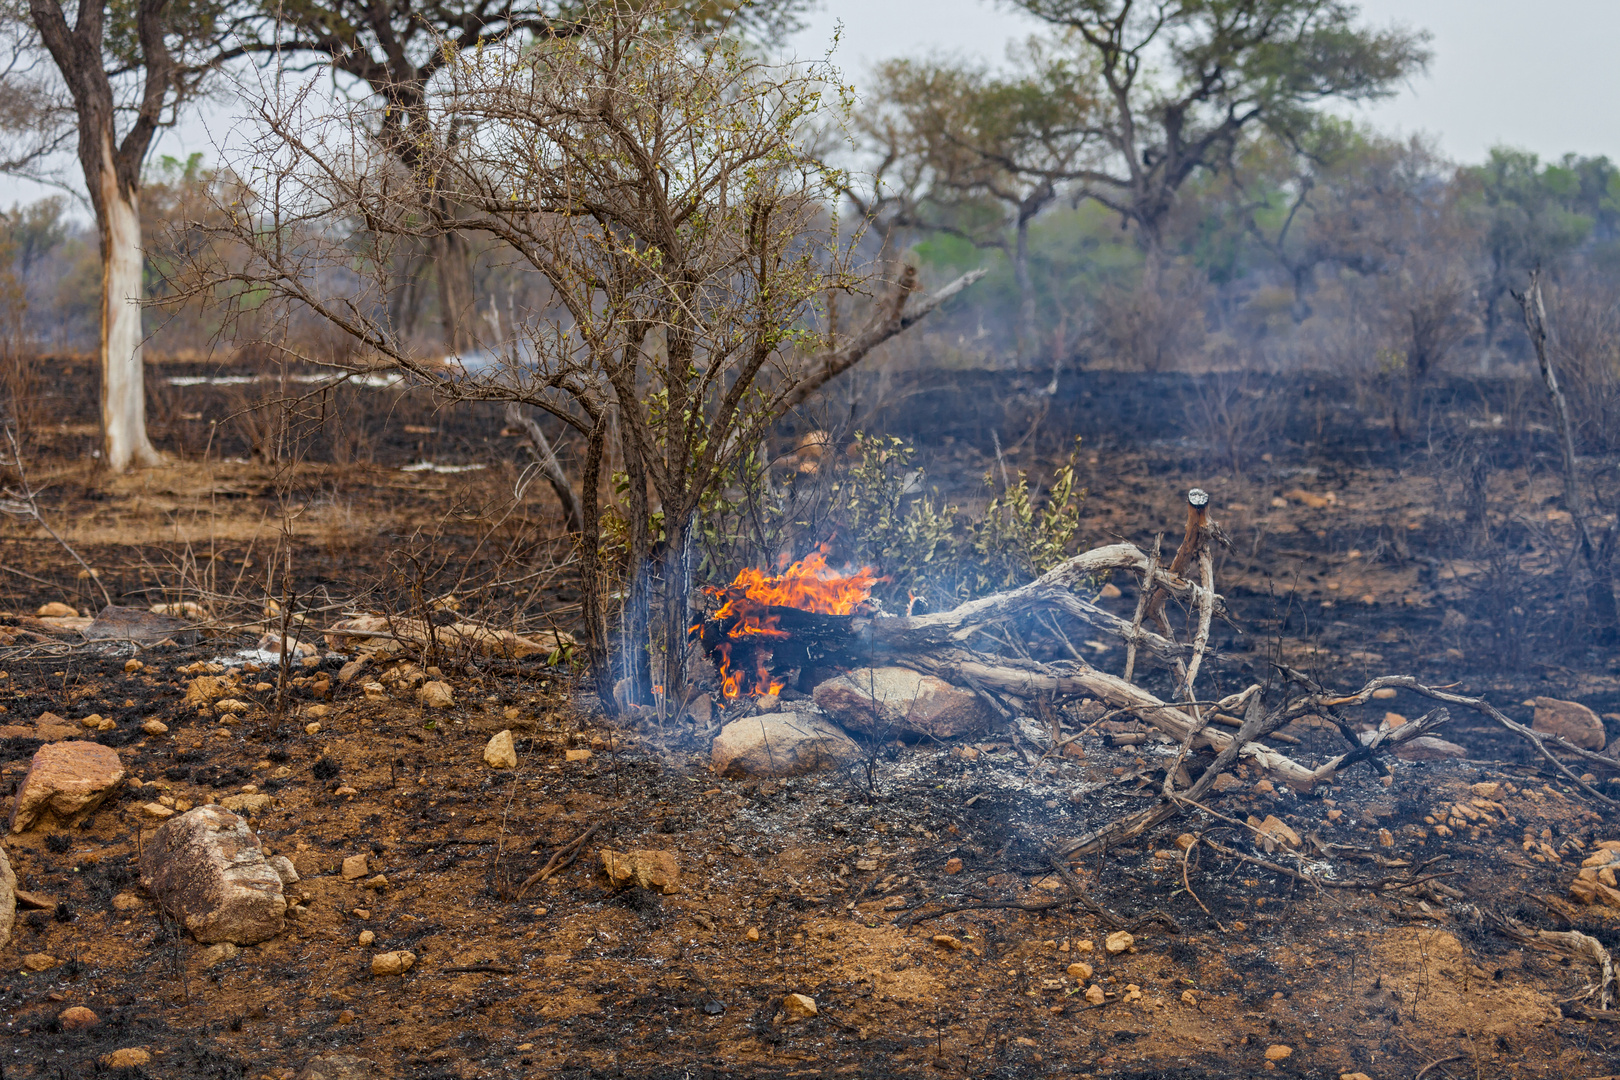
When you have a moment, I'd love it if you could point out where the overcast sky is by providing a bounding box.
[5,0,1619,211]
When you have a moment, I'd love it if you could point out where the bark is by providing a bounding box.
[576,418,617,715]
[1014,212,1038,362]
[433,226,477,355]
[99,173,161,472]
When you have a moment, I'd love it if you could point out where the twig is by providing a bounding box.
[1180,838,1214,918]
[1122,533,1161,684]
[0,427,113,609]
[517,823,599,898]
[1414,1055,1466,1080]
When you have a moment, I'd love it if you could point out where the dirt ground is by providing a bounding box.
[2,363,1620,1078]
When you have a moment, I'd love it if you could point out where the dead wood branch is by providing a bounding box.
[505,402,583,533]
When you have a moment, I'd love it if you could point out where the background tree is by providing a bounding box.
[5,0,232,470]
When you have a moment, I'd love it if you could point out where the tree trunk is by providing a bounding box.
[434,226,477,356]
[1014,213,1038,363]
[95,139,162,473]
[656,508,694,716]
[577,419,619,714]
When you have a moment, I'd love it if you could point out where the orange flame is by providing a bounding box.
[701,547,875,699]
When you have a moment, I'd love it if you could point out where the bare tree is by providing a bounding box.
[182,1,983,711]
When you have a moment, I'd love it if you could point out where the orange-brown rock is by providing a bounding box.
[9,741,125,833]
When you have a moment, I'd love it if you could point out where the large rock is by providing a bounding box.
[139,806,286,944]
[813,667,992,739]
[711,713,861,778]
[9,741,126,833]
[0,845,15,948]
[1394,736,1469,761]
[601,848,680,893]
[296,1055,375,1080]
[1532,697,1608,751]
[82,604,200,646]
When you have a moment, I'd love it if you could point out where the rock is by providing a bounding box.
[185,676,234,710]
[418,681,455,709]
[102,1049,151,1068]
[142,802,175,819]
[1105,931,1134,954]
[1532,697,1607,750]
[781,993,817,1020]
[1084,984,1105,1005]
[36,602,78,618]
[813,667,992,739]
[364,874,388,890]
[710,712,862,778]
[151,600,206,620]
[141,719,168,736]
[214,698,250,716]
[0,846,13,948]
[112,892,143,911]
[1098,582,1122,599]
[362,682,388,702]
[1210,772,1241,793]
[305,723,322,735]
[220,793,274,815]
[358,930,375,946]
[931,934,964,950]
[10,741,126,833]
[139,806,286,944]
[1248,815,1301,850]
[1066,961,1093,981]
[944,857,963,874]
[267,855,300,887]
[484,730,518,769]
[371,950,415,976]
[342,855,370,880]
[201,942,239,967]
[1382,711,1407,728]
[1394,737,1468,761]
[83,605,199,646]
[337,658,369,685]
[22,952,57,971]
[1341,1074,1374,1080]
[564,747,592,762]
[1471,782,1500,798]
[1264,1044,1292,1062]
[601,849,679,894]
[57,1005,97,1030]
[746,927,760,942]
[1180,989,1197,1006]
[296,1054,376,1080]
[1371,687,1397,700]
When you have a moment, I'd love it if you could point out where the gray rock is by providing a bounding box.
[813,667,992,739]
[82,604,200,646]
[1393,736,1469,761]
[140,806,286,944]
[267,855,300,887]
[296,1055,375,1080]
[1532,697,1607,751]
[710,713,861,778]
[0,845,15,949]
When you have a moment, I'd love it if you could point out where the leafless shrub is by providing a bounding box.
[1093,264,1208,371]
[1179,370,1287,478]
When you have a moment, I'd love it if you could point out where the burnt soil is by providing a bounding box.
[1,361,1619,1079]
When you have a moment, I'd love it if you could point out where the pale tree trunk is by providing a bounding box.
[97,146,161,472]
[1014,213,1038,363]
[433,219,477,355]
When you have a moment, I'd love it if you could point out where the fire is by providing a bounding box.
[701,548,876,700]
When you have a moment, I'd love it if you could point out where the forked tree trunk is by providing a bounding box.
[97,152,162,472]
[434,226,477,355]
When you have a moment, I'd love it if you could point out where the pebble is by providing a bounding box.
[36,602,77,618]
[418,681,455,709]
[201,942,239,967]
[565,748,592,762]
[944,857,963,874]
[1378,828,1395,847]
[364,874,388,890]
[1180,989,1197,1006]
[141,719,168,736]
[57,1005,97,1030]
[23,953,59,971]
[112,892,143,910]
[1066,962,1093,981]
[1371,688,1397,700]
[931,934,964,950]
[1075,939,1094,953]
[781,993,817,1020]
[358,930,375,946]
[1265,1045,1292,1062]
[142,802,175,819]
[352,908,371,920]
[342,855,370,880]
[484,730,518,769]
[371,950,416,976]
[1084,984,1105,1005]
[362,682,388,701]
[1104,931,1134,955]
[101,1049,150,1068]
[746,928,760,942]
[305,723,322,736]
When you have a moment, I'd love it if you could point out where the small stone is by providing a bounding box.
[102,1049,151,1068]
[23,952,59,971]
[337,1009,356,1024]
[1210,773,1241,793]
[296,1054,377,1080]
[565,748,592,762]
[710,712,861,777]
[267,855,300,887]
[36,602,78,618]
[351,908,370,920]
[112,892,143,910]
[213,698,250,716]
[371,950,416,976]
[944,857,963,875]
[931,934,964,950]
[342,855,370,880]
[1075,939,1094,953]
[1252,779,1276,795]
[57,1005,97,1030]
[358,930,375,946]
[1066,962,1093,981]
[418,681,455,709]
[1248,815,1302,849]
[141,719,168,736]
[142,802,175,819]
[746,927,760,942]
[79,713,103,729]
[1105,931,1134,954]
[1471,782,1500,798]
[1264,1045,1292,1062]
[1378,828,1395,847]
[1341,1074,1374,1080]
[220,793,274,815]
[483,730,518,769]
[337,658,369,685]
[1181,989,1197,1006]
[1382,711,1407,728]
[333,786,357,797]
[305,723,322,736]
[781,993,817,1020]
[1371,688,1397,700]
[307,704,331,719]
[201,942,239,967]
[1098,583,1122,599]
[600,849,679,893]
[362,682,388,702]
[1084,984,1105,1005]
[364,874,388,890]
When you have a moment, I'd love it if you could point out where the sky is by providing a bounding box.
[5,0,1620,211]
